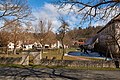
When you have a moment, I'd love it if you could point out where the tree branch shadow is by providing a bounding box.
[0,65,80,80]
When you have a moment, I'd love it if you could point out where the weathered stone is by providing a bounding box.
[20,55,29,65]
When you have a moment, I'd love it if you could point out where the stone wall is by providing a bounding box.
[0,55,29,65]
[38,59,120,68]
[0,54,120,68]
[30,52,42,65]
[20,55,29,65]
[0,56,22,64]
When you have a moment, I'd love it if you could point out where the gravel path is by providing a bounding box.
[0,67,120,80]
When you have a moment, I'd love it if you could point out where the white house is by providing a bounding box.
[51,41,61,48]
[7,41,34,50]
[22,44,33,50]
[51,41,68,49]
[8,41,22,50]
[8,42,14,50]
[7,40,69,50]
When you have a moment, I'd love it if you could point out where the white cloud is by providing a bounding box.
[32,3,61,32]
[92,6,120,27]
[32,3,80,32]
[0,20,4,28]
[32,3,119,30]
[76,6,120,27]
[92,21,105,27]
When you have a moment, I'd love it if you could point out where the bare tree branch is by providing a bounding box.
[0,0,31,29]
[57,0,120,25]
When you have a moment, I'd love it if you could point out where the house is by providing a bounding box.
[8,41,22,50]
[8,41,34,50]
[83,14,120,57]
[8,42,14,50]
[32,41,63,49]
[7,40,69,51]
[50,41,68,49]
[73,38,86,46]
[22,43,34,50]
[95,14,120,57]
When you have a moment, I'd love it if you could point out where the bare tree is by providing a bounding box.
[56,18,69,60]
[21,21,34,49]
[34,19,53,57]
[57,0,120,59]
[107,19,120,57]
[35,20,53,46]
[0,20,23,54]
[56,0,120,25]
[44,31,57,48]
[5,20,23,54]
[96,15,120,60]
[0,0,31,29]
[0,29,10,54]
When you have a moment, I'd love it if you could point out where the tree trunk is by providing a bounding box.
[115,40,120,52]
[13,46,17,54]
[5,46,8,54]
[112,37,120,56]
[40,44,44,60]
[61,40,65,60]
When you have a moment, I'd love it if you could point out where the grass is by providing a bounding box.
[42,48,79,60]
[0,48,103,61]
[1,48,119,71]
[41,48,103,60]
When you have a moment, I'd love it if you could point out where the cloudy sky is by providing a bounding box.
[0,0,118,31]
[28,0,84,32]
[28,0,119,32]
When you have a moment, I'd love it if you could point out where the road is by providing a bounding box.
[0,67,120,80]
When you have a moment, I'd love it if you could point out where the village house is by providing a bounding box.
[7,41,34,50]
[8,41,22,50]
[42,41,68,49]
[7,42,14,50]
[83,14,120,58]
[95,14,120,57]
[7,40,67,50]
[22,43,34,50]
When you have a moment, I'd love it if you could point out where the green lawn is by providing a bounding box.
[41,48,103,60]
[0,48,102,61]
[0,48,78,61]
[42,48,79,60]
[0,48,119,70]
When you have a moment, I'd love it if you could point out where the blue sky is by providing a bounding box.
[28,0,54,9]
[27,0,106,30]
[27,0,82,31]
[27,0,112,31]
[0,0,117,31]
[28,0,89,8]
